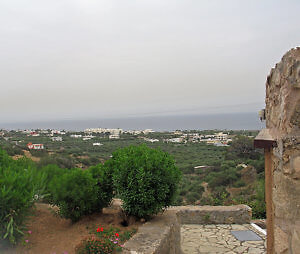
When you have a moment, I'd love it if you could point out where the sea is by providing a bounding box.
[0,112,265,131]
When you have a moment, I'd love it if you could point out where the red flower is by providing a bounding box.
[115,233,119,237]
[100,227,104,232]
[97,227,101,232]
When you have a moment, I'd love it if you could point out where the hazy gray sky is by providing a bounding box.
[1,0,299,122]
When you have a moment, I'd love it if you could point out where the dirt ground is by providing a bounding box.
[12,150,40,162]
[2,202,139,254]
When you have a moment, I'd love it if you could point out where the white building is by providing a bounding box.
[51,136,63,141]
[51,130,65,135]
[174,130,183,135]
[125,130,142,135]
[93,143,103,146]
[213,142,229,147]
[84,135,95,138]
[39,130,49,134]
[109,134,120,139]
[22,130,32,134]
[165,137,184,143]
[27,143,44,150]
[143,129,155,134]
[144,138,159,143]
[215,132,228,141]
[70,134,82,138]
[85,128,123,135]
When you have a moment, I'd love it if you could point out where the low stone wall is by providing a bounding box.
[122,205,251,254]
[174,205,252,225]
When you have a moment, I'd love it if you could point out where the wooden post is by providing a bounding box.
[265,148,274,254]
[254,129,276,254]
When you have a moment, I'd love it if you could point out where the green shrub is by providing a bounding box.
[49,169,99,222]
[186,192,201,203]
[180,188,188,196]
[250,179,266,218]
[30,149,48,158]
[173,195,183,205]
[38,154,76,169]
[41,164,67,202]
[107,144,181,219]
[233,179,246,188]
[189,183,204,194]
[206,168,239,188]
[88,164,113,211]
[42,164,66,184]
[0,148,46,244]
[0,148,12,168]
[1,145,23,156]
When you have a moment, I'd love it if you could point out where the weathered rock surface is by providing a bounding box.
[265,47,300,254]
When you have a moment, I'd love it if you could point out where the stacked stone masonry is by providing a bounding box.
[265,47,300,253]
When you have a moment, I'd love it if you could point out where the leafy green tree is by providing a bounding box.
[107,144,181,219]
[226,135,259,159]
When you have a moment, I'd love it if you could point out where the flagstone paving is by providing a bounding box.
[181,224,266,254]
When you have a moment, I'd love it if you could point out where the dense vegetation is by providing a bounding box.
[197,135,265,219]
[0,128,266,246]
[0,144,181,245]
[0,149,47,244]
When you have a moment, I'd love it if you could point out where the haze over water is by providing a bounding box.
[1,1,299,125]
[0,112,264,132]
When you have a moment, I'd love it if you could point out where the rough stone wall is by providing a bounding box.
[122,205,251,254]
[173,205,251,225]
[265,47,300,254]
[122,210,182,254]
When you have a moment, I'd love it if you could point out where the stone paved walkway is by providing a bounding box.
[181,224,266,253]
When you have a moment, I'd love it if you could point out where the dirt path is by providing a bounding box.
[23,150,40,162]
[12,151,41,162]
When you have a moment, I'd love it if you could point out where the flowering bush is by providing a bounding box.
[76,236,115,254]
[106,144,182,219]
[75,226,135,254]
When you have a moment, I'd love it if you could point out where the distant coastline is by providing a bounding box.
[0,112,265,131]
